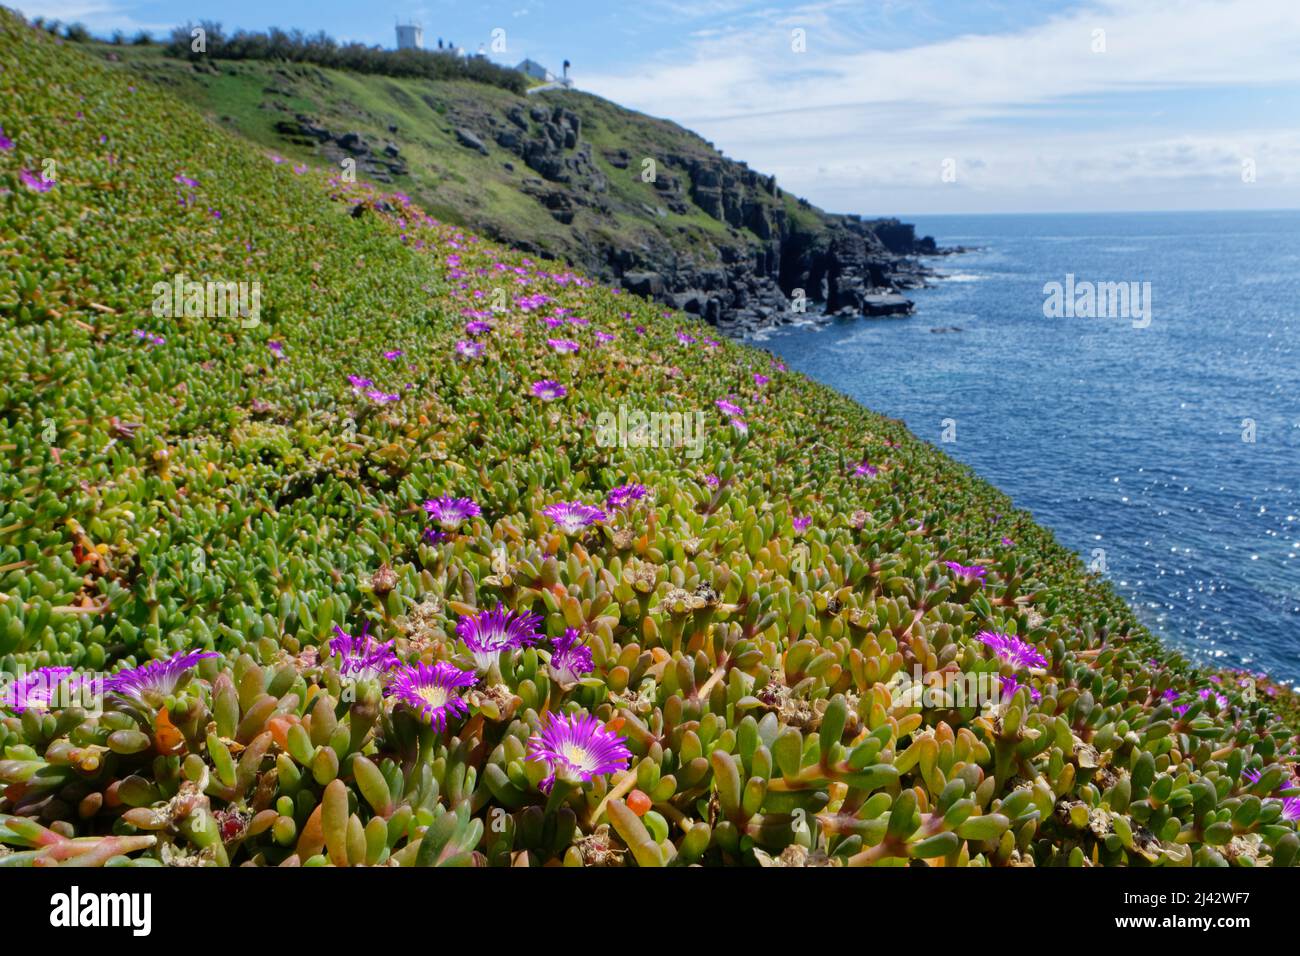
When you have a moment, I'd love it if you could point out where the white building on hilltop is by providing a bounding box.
[396,22,423,50]
[515,58,554,82]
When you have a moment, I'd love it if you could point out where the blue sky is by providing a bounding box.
[17,0,1300,215]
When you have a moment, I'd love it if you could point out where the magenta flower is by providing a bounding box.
[853,462,878,478]
[595,330,615,343]
[384,349,403,361]
[754,373,769,386]
[19,169,53,193]
[606,483,648,511]
[532,379,567,401]
[548,338,581,355]
[549,628,594,685]
[977,631,1047,670]
[457,604,544,670]
[527,710,631,792]
[999,675,1041,704]
[676,332,696,345]
[388,661,477,731]
[944,561,987,582]
[347,374,372,390]
[133,329,165,346]
[173,173,200,188]
[455,340,485,359]
[268,341,285,359]
[107,650,219,704]
[1001,536,1014,547]
[542,501,607,535]
[715,399,744,418]
[793,514,812,534]
[1283,798,1300,823]
[423,496,481,531]
[328,624,399,683]
[0,127,13,151]
[1,667,76,714]
[465,320,493,335]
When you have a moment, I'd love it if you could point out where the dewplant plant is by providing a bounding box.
[1,9,1297,868]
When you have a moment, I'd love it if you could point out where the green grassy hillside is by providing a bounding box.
[1,11,1297,868]
[86,41,792,272]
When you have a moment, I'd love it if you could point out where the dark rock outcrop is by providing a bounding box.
[286,97,959,334]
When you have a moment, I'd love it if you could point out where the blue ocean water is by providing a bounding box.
[759,211,1300,683]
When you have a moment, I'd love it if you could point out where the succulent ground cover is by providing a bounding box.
[1,12,1298,868]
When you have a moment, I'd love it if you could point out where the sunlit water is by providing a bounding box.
[758,211,1300,683]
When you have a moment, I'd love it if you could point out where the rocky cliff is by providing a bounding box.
[99,46,953,335]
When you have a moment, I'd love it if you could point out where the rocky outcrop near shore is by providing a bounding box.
[241,71,959,335]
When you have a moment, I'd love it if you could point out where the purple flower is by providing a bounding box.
[704,473,720,488]
[457,604,544,670]
[268,341,285,359]
[853,461,878,478]
[1,667,76,714]
[1283,798,1300,823]
[606,483,648,511]
[527,710,631,792]
[455,340,485,359]
[0,127,13,151]
[754,373,769,386]
[548,338,581,354]
[1198,688,1229,710]
[977,631,1047,670]
[328,624,399,683]
[383,350,403,361]
[999,675,1041,704]
[944,561,987,582]
[1161,688,1179,703]
[132,329,165,346]
[365,388,400,404]
[388,661,477,731]
[1001,537,1014,547]
[465,320,493,336]
[107,650,219,704]
[595,331,615,343]
[715,399,744,418]
[676,332,696,345]
[542,501,607,535]
[549,628,594,685]
[173,173,200,188]
[19,169,53,193]
[423,496,481,531]
[532,379,567,401]
[347,374,372,390]
[793,514,813,534]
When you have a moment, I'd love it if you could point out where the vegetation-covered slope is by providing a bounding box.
[84,38,936,332]
[1,12,1297,868]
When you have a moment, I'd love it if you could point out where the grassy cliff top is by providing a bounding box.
[82,40,851,274]
[1,12,1297,868]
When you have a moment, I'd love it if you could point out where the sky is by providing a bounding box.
[14,0,1300,215]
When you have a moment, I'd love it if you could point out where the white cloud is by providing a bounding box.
[11,0,169,35]
[582,0,1300,212]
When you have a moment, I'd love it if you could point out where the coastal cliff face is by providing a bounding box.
[99,48,946,334]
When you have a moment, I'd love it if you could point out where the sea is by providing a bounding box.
[757,211,1300,684]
